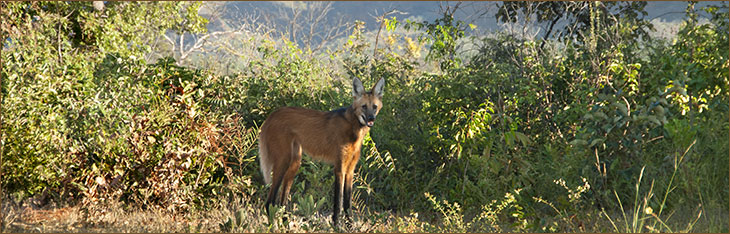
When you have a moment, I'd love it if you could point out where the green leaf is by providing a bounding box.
[514,131,532,146]
[589,138,605,147]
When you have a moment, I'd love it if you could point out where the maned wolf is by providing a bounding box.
[258,77,385,227]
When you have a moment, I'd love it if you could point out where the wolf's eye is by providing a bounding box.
[373,104,378,109]
[361,105,367,109]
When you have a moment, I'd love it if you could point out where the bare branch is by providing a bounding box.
[373,9,404,58]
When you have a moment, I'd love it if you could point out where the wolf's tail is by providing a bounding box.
[258,138,272,184]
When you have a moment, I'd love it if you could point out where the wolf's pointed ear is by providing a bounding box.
[353,77,365,97]
[372,78,385,98]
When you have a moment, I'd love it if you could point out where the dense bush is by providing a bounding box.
[1,2,234,212]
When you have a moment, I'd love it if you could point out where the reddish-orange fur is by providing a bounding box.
[258,77,385,227]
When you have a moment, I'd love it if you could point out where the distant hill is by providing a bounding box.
[195,1,725,55]
[216,1,723,32]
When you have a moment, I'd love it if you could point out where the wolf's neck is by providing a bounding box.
[346,105,367,129]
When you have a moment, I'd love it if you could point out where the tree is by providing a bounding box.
[496,2,652,50]
[258,1,351,54]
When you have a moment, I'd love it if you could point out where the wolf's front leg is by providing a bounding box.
[332,165,344,227]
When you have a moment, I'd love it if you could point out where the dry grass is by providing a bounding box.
[2,194,244,232]
[1,194,384,233]
[2,200,212,232]
[2,193,726,233]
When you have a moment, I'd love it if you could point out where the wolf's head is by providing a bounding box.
[352,77,384,127]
